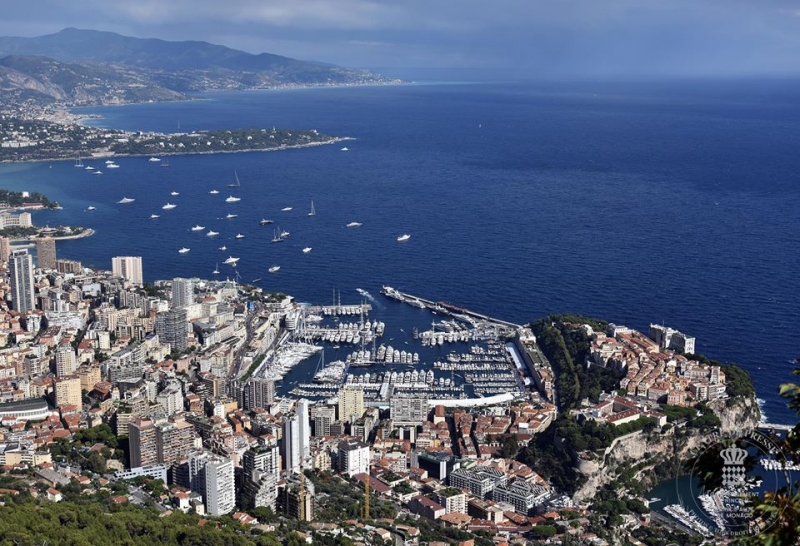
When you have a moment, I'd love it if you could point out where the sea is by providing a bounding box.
[0,79,798,423]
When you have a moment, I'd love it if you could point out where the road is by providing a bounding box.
[227,301,265,389]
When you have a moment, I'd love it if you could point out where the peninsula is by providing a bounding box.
[0,28,398,163]
[0,116,344,163]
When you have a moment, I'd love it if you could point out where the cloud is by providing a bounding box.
[0,1,800,75]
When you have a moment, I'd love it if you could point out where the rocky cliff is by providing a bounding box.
[572,396,760,502]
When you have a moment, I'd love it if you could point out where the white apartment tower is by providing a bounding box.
[337,439,370,477]
[205,457,235,516]
[281,399,310,473]
[9,249,35,312]
[171,277,195,308]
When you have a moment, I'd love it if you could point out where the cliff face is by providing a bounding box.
[709,396,760,434]
[572,397,760,502]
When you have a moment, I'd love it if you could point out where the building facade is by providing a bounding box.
[36,237,57,270]
[156,307,189,353]
[337,439,370,477]
[111,256,143,286]
[338,386,364,423]
[281,399,310,473]
[171,277,195,309]
[9,249,35,312]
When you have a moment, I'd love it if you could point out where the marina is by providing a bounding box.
[260,289,531,403]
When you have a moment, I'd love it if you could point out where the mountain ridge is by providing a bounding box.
[0,28,396,107]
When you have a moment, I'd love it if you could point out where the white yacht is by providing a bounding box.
[92,170,103,175]
[206,230,219,237]
[346,222,363,228]
[171,191,179,196]
[226,213,238,219]
[106,163,120,169]
[209,189,219,195]
[87,206,96,211]
[191,225,205,231]
[235,233,245,239]
[105,160,115,165]
[341,147,349,151]
[178,247,190,254]
[302,247,312,254]
[149,157,161,162]
[117,197,135,204]
[224,256,240,265]
[225,196,241,203]
[219,245,227,251]
[259,218,274,225]
[397,234,411,242]
[162,203,177,210]
[281,206,292,212]
[268,266,280,273]
[150,214,160,219]
[280,229,290,239]
[85,166,94,170]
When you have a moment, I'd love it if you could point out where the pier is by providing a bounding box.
[381,286,523,329]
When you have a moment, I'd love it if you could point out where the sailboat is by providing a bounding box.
[227,170,241,188]
[212,263,220,275]
[74,158,84,168]
[308,201,316,217]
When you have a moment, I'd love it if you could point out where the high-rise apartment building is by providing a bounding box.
[281,399,310,473]
[338,386,364,423]
[243,445,281,478]
[53,375,82,408]
[36,237,57,270]
[337,439,370,477]
[55,346,78,377]
[156,419,197,466]
[171,277,195,309]
[205,457,235,516]
[244,378,275,410]
[311,406,336,437]
[156,307,188,353]
[9,249,35,312]
[128,418,158,468]
[111,256,143,286]
[188,450,235,516]
[0,236,11,262]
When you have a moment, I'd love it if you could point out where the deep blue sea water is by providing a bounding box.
[0,80,798,422]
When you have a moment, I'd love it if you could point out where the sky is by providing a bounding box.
[1,0,800,79]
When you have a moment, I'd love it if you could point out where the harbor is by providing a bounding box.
[241,287,532,404]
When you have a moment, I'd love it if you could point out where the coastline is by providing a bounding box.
[8,228,95,243]
[0,137,354,166]
[71,80,408,127]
